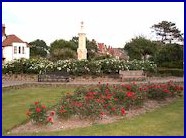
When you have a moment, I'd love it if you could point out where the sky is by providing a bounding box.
[2,2,184,48]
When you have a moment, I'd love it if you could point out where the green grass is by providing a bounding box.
[3,87,184,136]
[2,86,75,135]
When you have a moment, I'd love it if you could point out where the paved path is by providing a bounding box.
[2,77,184,88]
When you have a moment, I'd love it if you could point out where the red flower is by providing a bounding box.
[106,94,112,100]
[139,87,142,91]
[121,84,126,87]
[103,104,108,109]
[73,101,83,107]
[126,92,135,98]
[125,85,131,90]
[59,109,67,113]
[105,89,109,94]
[41,105,46,109]
[114,98,118,101]
[34,101,39,105]
[179,86,183,91]
[50,111,55,116]
[121,107,126,116]
[36,107,41,113]
[47,116,54,123]
[100,112,105,117]
[111,107,116,111]
[96,99,104,103]
[163,89,170,93]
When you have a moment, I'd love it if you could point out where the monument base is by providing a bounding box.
[77,48,87,60]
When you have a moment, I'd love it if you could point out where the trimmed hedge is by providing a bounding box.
[158,61,183,69]
[157,68,184,77]
[2,58,157,76]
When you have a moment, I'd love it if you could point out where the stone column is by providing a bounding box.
[77,21,87,60]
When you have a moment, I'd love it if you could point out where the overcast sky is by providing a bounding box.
[2,2,184,48]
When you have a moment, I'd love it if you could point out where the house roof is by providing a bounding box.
[2,34,26,47]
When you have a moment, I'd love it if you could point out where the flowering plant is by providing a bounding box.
[3,58,157,75]
[26,101,56,125]
[26,101,47,124]
[55,81,182,120]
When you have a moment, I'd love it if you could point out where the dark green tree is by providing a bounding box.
[86,39,98,60]
[51,48,76,61]
[49,39,77,61]
[155,43,183,68]
[151,21,183,44]
[29,39,48,58]
[124,36,157,60]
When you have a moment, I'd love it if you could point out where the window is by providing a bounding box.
[22,47,25,54]
[18,46,21,54]
[14,46,17,54]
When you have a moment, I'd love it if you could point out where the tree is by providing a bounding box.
[29,39,48,58]
[155,43,183,68]
[49,39,77,61]
[51,48,76,61]
[124,36,157,60]
[151,21,183,44]
[86,39,98,60]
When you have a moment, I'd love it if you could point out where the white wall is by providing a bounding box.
[3,46,13,62]
[12,42,30,60]
[3,42,30,63]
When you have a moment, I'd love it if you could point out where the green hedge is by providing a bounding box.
[2,58,157,76]
[157,68,184,77]
[158,61,183,69]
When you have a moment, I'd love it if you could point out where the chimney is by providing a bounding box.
[2,24,6,37]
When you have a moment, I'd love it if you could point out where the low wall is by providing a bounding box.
[2,74,120,82]
[2,74,38,81]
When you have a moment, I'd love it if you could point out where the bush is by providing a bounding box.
[157,68,183,77]
[26,101,55,125]
[26,101,47,124]
[3,58,157,76]
[145,81,183,100]
[55,81,182,120]
[158,61,183,69]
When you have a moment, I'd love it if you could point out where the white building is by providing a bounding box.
[2,24,30,63]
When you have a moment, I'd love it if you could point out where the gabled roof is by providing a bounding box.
[2,34,26,47]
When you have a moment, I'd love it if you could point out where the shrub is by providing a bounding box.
[55,81,182,120]
[145,82,183,100]
[26,101,47,124]
[158,61,183,69]
[157,68,183,77]
[26,101,55,125]
[3,58,157,76]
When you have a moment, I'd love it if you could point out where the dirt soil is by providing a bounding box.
[10,97,177,134]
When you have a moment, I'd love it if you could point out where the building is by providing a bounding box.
[97,43,129,60]
[2,24,30,63]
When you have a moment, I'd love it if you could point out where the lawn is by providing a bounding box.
[2,86,184,136]
[2,86,75,135]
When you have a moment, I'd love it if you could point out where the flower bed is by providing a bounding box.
[26,81,183,125]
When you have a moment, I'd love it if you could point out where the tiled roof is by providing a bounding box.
[2,34,26,47]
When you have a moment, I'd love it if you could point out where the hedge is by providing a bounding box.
[157,68,184,77]
[2,58,157,76]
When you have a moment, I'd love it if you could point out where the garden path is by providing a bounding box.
[2,77,183,88]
